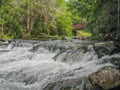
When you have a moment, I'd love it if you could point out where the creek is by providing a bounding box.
[0,39,119,90]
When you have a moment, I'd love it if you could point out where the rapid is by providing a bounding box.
[0,39,119,90]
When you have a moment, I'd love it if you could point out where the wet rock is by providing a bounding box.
[108,86,120,90]
[23,76,37,85]
[94,41,116,58]
[54,45,97,64]
[114,41,120,48]
[0,38,5,42]
[100,56,120,69]
[0,39,12,46]
[43,66,120,90]
[113,41,120,53]
[109,57,120,69]
[42,78,83,90]
[89,66,120,90]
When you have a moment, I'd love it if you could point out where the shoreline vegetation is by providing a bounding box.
[0,0,120,90]
[0,0,119,41]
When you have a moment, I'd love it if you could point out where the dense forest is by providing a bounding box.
[68,0,120,41]
[0,0,120,41]
[0,0,73,38]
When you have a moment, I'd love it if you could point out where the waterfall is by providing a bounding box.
[54,45,98,64]
[0,40,118,90]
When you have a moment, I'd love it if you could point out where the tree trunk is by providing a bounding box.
[1,24,4,36]
[30,12,34,34]
[26,8,34,36]
[26,9,31,35]
[118,0,120,32]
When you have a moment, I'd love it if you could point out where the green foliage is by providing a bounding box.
[56,0,72,36]
[68,0,120,41]
[0,0,73,39]
[78,30,92,37]
[67,0,82,24]
[1,0,119,40]
[0,18,6,25]
[2,34,14,39]
[57,13,72,36]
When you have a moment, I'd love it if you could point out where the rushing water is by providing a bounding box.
[0,40,115,90]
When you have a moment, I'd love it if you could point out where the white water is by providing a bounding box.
[0,40,113,90]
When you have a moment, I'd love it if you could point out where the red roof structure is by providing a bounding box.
[72,23,86,31]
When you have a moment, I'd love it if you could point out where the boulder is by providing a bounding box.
[0,38,5,42]
[94,41,116,58]
[43,66,120,90]
[89,66,120,90]
[114,41,120,53]
[110,57,120,69]
[100,56,120,69]
[114,41,120,48]
[42,78,83,90]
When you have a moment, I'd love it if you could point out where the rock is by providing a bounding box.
[114,41,120,48]
[113,41,120,53]
[89,66,120,90]
[43,66,120,90]
[94,41,116,58]
[0,38,4,42]
[110,57,120,69]
[100,56,120,69]
[108,86,120,90]
[42,78,83,90]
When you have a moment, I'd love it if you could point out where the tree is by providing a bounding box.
[67,0,120,41]
[0,0,73,38]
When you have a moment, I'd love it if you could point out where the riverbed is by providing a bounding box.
[0,39,119,90]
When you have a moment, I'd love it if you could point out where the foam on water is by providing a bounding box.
[0,40,114,90]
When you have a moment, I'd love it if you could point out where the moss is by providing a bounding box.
[2,34,14,39]
[77,30,92,37]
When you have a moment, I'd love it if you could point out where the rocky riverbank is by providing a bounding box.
[43,41,120,90]
[0,39,120,90]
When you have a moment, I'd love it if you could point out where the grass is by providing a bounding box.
[77,30,92,37]
[2,34,14,39]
